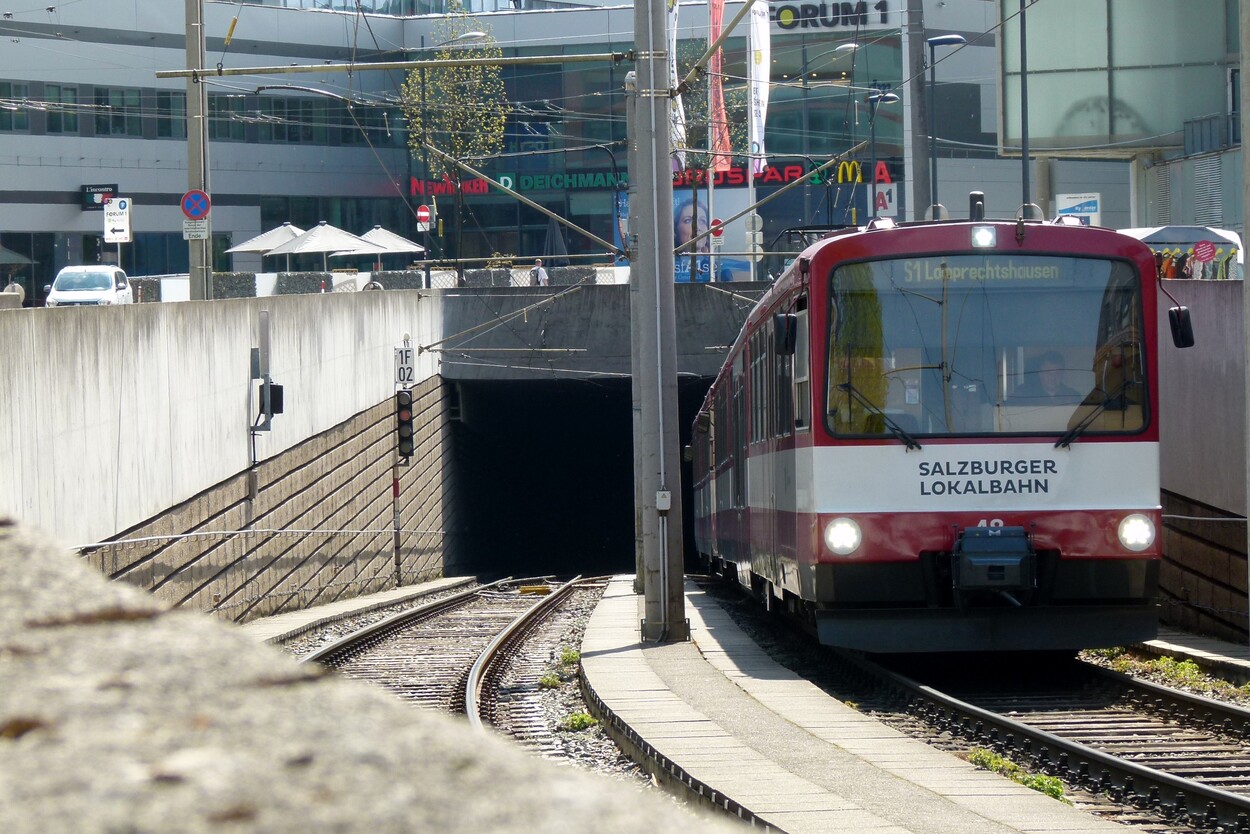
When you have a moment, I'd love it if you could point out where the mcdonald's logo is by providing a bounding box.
[836,161,863,184]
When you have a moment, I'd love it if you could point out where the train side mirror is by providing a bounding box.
[1168,306,1195,348]
[694,412,710,433]
[682,444,694,462]
[774,313,797,355]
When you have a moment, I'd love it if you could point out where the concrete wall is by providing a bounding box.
[1155,280,1248,641]
[77,375,460,623]
[1157,280,1244,517]
[0,291,441,548]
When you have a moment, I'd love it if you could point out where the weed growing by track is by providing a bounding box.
[966,748,1070,803]
[1082,648,1250,705]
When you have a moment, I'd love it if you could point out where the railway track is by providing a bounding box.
[301,576,602,728]
[873,654,1250,832]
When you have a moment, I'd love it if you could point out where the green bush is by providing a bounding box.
[558,712,598,732]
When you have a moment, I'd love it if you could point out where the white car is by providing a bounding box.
[45,266,133,307]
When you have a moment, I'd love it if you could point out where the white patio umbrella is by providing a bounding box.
[264,221,386,272]
[225,222,305,270]
[330,225,425,270]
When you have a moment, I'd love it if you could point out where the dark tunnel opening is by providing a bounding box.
[452,377,713,577]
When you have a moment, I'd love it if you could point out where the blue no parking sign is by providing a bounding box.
[181,190,211,220]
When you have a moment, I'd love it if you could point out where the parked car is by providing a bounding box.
[44,266,132,306]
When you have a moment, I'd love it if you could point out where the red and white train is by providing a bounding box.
[691,199,1194,653]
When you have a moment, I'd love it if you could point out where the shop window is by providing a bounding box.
[0,82,30,132]
[208,94,246,141]
[46,84,79,134]
[156,90,187,139]
[94,87,142,137]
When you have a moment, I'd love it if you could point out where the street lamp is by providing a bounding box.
[415,30,486,287]
[865,90,898,219]
[926,34,965,219]
[785,42,857,225]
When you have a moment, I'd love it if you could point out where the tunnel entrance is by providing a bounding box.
[451,377,712,578]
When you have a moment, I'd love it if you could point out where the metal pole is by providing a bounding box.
[928,44,937,216]
[1241,0,1250,643]
[746,10,756,282]
[420,48,432,290]
[869,98,878,220]
[185,0,211,300]
[1020,0,1030,210]
[633,0,686,642]
[925,35,965,218]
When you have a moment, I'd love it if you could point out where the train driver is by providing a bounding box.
[1014,351,1083,405]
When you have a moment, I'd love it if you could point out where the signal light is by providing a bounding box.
[396,390,415,457]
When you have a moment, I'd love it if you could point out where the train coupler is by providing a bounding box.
[951,526,1036,609]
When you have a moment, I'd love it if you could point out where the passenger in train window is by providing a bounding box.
[1014,351,1083,404]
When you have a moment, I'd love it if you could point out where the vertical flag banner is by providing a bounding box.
[708,0,731,173]
[668,0,687,169]
[747,0,770,175]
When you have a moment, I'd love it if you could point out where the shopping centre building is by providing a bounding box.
[0,1,1239,300]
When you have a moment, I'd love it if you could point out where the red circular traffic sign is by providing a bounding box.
[710,218,724,238]
[416,205,431,223]
[181,189,211,220]
[1193,240,1217,262]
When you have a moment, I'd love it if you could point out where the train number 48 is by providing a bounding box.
[975,518,1006,528]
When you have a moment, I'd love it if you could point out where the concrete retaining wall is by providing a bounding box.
[0,291,441,549]
[78,375,462,623]
[1156,280,1248,640]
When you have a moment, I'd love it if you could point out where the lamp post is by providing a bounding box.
[866,90,899,219]
[926,34,965,218]
[795,42,857,224]
[833,42,859,151]
[1019,0,1031,213]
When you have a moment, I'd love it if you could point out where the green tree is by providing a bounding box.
[400,2,506,273]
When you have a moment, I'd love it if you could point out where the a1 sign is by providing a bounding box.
[395,346,416,386]
[871,184,898,219]
[104,197,133,244]
[416,205,432,232]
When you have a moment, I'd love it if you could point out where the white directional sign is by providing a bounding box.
[104,197,132,244]
[395,346,416,386]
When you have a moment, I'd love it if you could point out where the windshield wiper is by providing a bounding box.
[1054,380,1137,448]
[837,382,922,450]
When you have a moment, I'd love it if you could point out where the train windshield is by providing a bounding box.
[826,254,1146,438]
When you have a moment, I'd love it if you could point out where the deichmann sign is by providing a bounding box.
[770,0,897,32]
[408,160,894,198]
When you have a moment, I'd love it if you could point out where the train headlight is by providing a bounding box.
[823,517,862,556]
[971,225,997,248]
[1117,514,1155,552]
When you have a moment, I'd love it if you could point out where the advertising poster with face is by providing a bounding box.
[614,190,753,281]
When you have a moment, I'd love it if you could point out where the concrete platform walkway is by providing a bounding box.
[581,576,1130,834]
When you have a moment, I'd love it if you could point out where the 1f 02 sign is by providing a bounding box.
[395,347,416,386]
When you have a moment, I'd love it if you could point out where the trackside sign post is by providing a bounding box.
[104,197,132,244]
[182,189,211,241]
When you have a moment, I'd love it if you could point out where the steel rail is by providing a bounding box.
[854,654,1250,830]
[299,576,526,667]
[464,575,590,731]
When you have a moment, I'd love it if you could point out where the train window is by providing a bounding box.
[775,317,794,436]
[794,309,809,430]
[826,255,1147,439]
